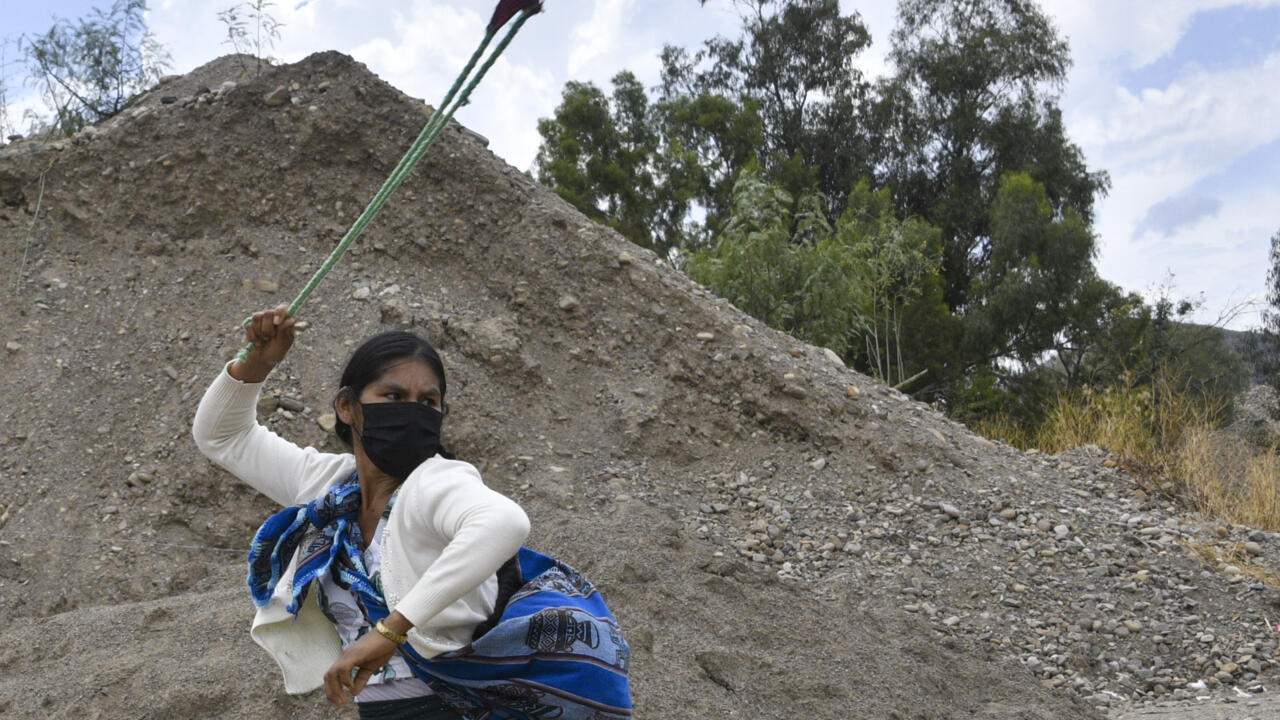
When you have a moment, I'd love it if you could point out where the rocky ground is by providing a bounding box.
[0,53,1277,719]
[1113,694,1280,720]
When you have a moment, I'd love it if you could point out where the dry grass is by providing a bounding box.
[969,413,1034,450]
[1175,427,1280,530]
[1181,538,1280,587]
[981,371,1280,532]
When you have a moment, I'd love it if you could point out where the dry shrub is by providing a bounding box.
[1181,538,1280,587]
[1034,385,1156,462]
[984,369,1280,532]
[1174,427,1280,530]
[969,413,1034,450]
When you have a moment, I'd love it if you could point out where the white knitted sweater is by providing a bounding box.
[192,365,530,693]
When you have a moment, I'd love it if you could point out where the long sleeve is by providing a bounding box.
[386,458,530,635]
[192,363,353,506]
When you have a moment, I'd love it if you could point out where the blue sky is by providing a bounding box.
[4,0,1279,330]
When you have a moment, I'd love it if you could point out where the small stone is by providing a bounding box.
[381,298,410,325]
[809,457,827,471]
[263,86,290,106]
[5,341,21,353]
[999,507,1018,520]
[1243,541,1263,556]
[352,286,371,300]
[1124,620,1142,633]
[845,384,859,399]
[782,385,807,400]
[1053,524,1070,538]
[278,397,305,412]
[696,332,715,342]
[557,295,579,311]
[163,366,179,381]
[317,413,337,433]
[942,616,961,627]
[617,251,634,265]
[939,503,961,519]
[160,95,178,104]
[822,347,845,367]
[217,80,237,95]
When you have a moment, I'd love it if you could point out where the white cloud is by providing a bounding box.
[1034,1,1280,328]
[567,0,636,78]
[346,1,557,170]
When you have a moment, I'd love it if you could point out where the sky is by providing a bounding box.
[3,0,1279,330]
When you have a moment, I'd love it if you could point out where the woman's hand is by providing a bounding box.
[322,631,400,708]
[229,305,295,383]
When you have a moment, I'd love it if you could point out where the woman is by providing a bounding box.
[193,306,529,718]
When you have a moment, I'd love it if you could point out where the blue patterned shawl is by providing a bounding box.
[246,477,633,719]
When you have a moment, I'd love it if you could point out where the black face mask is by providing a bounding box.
[357,402,444,479]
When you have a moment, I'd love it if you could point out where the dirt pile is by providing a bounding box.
[0,52,1276,719]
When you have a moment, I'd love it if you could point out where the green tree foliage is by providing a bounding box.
[536,1,868,254]
[661,0,873,212]
[836,182,943,386]
[687,166,945,386]
[686,165,856,352]
[966,280,1247,430]
[534,72,661,250]
[650,74,764,250]
[535,0,1163,424]
[877,0,1110,313]
[22,0,170,136]
[1239,228,1280,391]
[964,172,1098,368]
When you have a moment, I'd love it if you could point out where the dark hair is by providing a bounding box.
[334,330,447,448]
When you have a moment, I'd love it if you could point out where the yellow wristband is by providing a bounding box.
[375,619,408,646]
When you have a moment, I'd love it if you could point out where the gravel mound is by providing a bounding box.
[1,51,1276,718]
